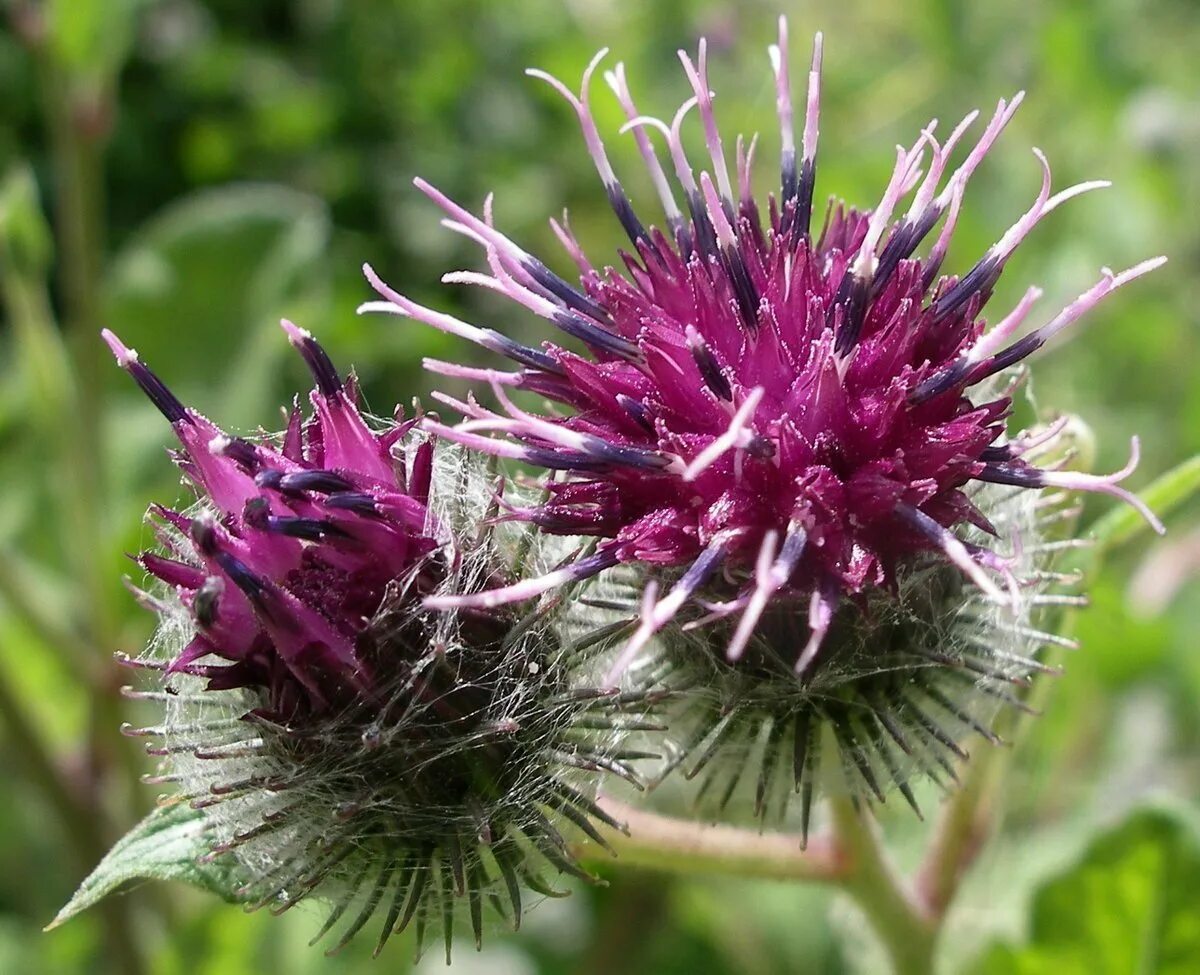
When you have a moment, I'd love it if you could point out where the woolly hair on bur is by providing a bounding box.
[109,322,664,961]
[360,18,1163,818]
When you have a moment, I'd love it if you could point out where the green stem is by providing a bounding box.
[0,657,146,975]
[580,796,846,883]
[577,873,673,975]
[913,610,1082,921]
[16,23,150,974]
[33,27,151,824]
[0,166,145,810]
[39,41,118,643]
[914,744,1004,918]
[828,794,939,975]
[586,795,939,975]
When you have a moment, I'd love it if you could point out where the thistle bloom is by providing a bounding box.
[104,321,436,712]
[362,18,1164,693]
[107,324,657,959]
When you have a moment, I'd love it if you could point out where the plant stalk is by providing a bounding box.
[586,794,942,975]
[582,795,847,883]
[828,793,939,975]
[0,659,146,975]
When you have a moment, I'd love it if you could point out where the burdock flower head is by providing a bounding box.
[106,324,658,959]
[361,18,1164,820]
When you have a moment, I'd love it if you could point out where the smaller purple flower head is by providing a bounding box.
[104,321,434,714]
[362,18,1164,693]
[107,324,661,959]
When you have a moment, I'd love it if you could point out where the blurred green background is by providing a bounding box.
[1,0,1198,972]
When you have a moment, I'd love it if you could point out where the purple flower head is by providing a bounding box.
[363,17,1164,685]
[105,325,660,957]
[104,321,435,716]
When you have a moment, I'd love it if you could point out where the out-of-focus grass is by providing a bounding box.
[0,0,1197,971]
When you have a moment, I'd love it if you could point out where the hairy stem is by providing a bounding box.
[580,795,846,883]
[586,794,940,975]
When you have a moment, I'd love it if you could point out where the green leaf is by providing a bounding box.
[47,803,242,931]
[971,805,1200,975]
[1088,455,1200,557]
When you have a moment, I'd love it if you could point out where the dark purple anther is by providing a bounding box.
[217,437,262,472]
[722,245,760,333]
[930,257,1000,324]
[276,471,355,494]
[283,320,343,397]
[216,554,271,615]
[193,578,222,629]
[616,394,655,434]
[324,492,380,516]
[190,518,220,557]
[908,358,973,405]
[683,188,719,259]
[550,308,642,362]
[605,181,652,253]
[102,330,189,424]
[687,327,733,401]
[254,469,283,491]
[521,255,613,325]
[794,158,817,240]
[832,272,869,356]
[268,516,347,541]
[780,148,798,215]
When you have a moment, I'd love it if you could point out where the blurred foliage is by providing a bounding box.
[0,0,1197,971]
[973,804,1200,974]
